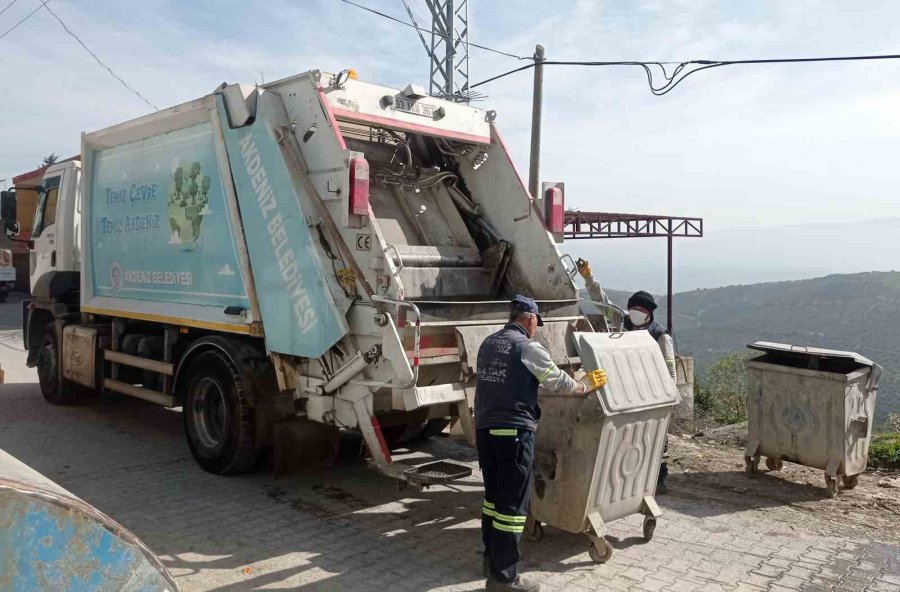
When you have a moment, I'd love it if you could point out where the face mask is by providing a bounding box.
[629,309,649,326]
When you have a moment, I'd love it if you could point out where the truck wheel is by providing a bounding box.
[0,291,8,303]
[182,350,259,475]
[36,329,77,405]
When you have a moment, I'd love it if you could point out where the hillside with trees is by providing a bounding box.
[588,271,900,424]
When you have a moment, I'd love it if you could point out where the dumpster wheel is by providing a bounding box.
[744,455,760,477]
[842,474,860,489]
[524,518,543,543]
[588,537,613,563]
[825,475,838,498]
[642,516,657,541]
[765,457,784,471]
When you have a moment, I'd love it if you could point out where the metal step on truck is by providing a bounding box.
[0,68,587,486]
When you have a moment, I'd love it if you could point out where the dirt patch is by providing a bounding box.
[691,421,749,448]
[666,434,900,543]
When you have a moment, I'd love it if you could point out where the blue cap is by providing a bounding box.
[510,295,544,326]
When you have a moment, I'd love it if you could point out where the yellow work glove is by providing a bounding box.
[576,258,592,280]
[582,369,607,392]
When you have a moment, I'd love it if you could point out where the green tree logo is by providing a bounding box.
[168,161,211,244]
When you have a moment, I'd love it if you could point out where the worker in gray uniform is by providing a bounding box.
[475,295,607,592]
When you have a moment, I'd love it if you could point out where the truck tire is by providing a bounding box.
[36,328,78,405]
[0,291,8,303]
[182,349,259,475]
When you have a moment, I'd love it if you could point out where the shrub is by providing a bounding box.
[869,432,900,466]
[886,413,900,432]
[695,353,752,425]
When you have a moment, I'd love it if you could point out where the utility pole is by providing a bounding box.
[528,44,545,199]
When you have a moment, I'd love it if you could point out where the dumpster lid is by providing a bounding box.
[573,331,680,415]
[747,341,883,389]
[747,341,876,368]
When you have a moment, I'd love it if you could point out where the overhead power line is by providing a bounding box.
[0,1,157,110]
[0,0,44,40]
[0,0,21,18]
[341,0,900,96]
[338,0,526,60]
[398,0,429,55]
[470,54,900,95]
[38,1,158,110]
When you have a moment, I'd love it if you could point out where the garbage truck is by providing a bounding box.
[0,69,589,485]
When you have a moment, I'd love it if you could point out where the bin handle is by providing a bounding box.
[789,345,808,352]
[608,332,624,339]
[560,254,578,278]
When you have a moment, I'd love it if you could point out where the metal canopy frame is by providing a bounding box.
[563,211,704,335]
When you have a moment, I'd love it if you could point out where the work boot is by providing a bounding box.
[485,575,542,591]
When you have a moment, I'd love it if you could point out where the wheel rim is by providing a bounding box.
[191,378,228,449]
[590,541,612,562]
[37,339,57,393]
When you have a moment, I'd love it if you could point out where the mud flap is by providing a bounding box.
[272,418,340,479]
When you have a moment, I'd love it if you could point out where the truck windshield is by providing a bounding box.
[32,175,61,238]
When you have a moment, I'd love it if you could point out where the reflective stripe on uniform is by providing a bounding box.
[492,520,525,534]
[493,512,527,524]
[489,428,518,437]
[482,500,496,517]
[537,364,555,382]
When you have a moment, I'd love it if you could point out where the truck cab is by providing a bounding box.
[0,160,81,303]
[27,160,81,303]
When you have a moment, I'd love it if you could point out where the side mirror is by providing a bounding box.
[0,190,17,234]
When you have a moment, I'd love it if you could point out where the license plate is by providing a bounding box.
[392,98,438,118]
[0,269,15,281]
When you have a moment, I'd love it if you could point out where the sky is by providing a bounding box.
[2,0,899,291]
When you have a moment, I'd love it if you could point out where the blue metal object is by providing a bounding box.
[218,93,347,358]
[0,450,177,591]
[89,122,249,309]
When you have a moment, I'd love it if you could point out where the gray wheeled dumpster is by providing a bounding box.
[525,331,680,563]
[744,342,882,497]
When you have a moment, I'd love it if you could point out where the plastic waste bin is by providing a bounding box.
[744,341,882,497]
[525,331,680,562]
